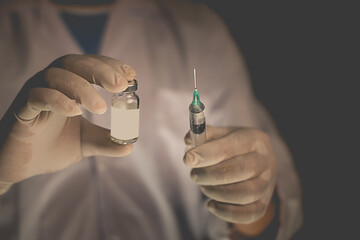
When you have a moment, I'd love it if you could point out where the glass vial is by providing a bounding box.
[111,79,139,144]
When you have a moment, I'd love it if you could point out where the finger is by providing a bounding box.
[81,118,133,157]
[205,125,237,141]
[45,67,107,114]
[184,129,257,168]
[16,88,82,121]
[190,152,267,185]
[184,131,191,146]
[88,55,136,81]
[184,125,236,145]
[207,186,274,224]
[54,54,129,92]
[200,176,270,204]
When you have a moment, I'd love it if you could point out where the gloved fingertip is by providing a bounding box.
[207,200,216,212]
[114,72,129,92]
[98,108,107,115]
[190,172,198,182]
[183,152,198,167]
[101,143,133,157]
[105,72,128,93]
[122,64,136,80]
[184,131,191,144]
[125,143,134,153]
[69,104,83,116]
[96,102,108,114]
[117,143,133,157]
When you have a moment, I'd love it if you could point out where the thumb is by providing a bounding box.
[81,118,133,157]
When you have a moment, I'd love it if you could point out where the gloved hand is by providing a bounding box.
[184,126,278,228]
[0,54,136,194]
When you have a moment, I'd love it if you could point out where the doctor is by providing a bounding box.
[0,0,303,239]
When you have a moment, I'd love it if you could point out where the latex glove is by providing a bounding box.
[184,126,278,225]
[0,54,136,194]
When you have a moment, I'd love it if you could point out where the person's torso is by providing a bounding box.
[0,0,246,239]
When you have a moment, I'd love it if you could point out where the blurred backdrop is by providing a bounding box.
[194,0,356,239]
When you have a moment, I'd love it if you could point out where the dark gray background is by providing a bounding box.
[196,1,357,239]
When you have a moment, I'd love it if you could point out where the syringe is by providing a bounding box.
[189,69,206,147]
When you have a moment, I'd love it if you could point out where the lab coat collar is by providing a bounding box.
[34,0,163,56]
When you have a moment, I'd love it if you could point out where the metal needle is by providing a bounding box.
[193,68,197,90]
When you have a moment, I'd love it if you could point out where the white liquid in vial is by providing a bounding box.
[111,107,139,140]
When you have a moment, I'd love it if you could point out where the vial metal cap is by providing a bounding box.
[123,79,138,92]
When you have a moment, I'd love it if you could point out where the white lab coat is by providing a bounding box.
[0,0,303,239]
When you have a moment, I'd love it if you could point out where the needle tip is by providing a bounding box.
[193,68,197,89]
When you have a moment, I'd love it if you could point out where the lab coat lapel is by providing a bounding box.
[38,0,83,54]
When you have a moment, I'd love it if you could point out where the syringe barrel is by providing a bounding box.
[190,130,206,147]
[189,103,206,147]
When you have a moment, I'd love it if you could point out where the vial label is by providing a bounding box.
[111,107,139,140]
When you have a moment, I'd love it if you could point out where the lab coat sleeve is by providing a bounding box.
[193,5,304,240]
